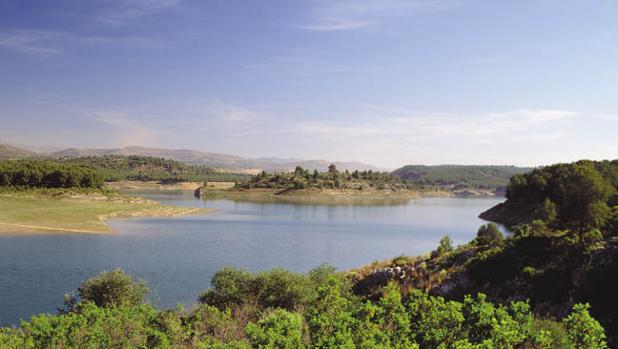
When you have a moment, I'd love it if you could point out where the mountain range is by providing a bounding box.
[0,144,380,173]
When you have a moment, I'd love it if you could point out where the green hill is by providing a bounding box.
[354,159,618,346]
[392,164,531,193]
[62,155,250,183]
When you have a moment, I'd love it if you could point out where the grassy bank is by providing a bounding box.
[0,190,207,234]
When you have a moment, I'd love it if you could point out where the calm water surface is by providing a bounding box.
[0,190,503,325]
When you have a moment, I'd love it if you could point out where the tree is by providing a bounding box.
[563,303,608,349]
[294,166,304,177]
[328,164,337,175]
[432,235,453,258]
[534,198,558,224]
[558,163,613,238]
[71,269,149,309]
[199,267,255,309]
[474,223,503,246]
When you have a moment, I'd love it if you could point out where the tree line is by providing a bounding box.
[62,155,250,183]
[504,160,618,238]
[238,164,412,191]
[392,165,530,191]
[0,156,251,190]
[0,159,104,189]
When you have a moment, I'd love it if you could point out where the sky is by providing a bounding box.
[1,0,618,169]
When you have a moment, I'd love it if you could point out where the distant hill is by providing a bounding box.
[0,144,37,159]
[48,146,379,173]
[63,155,250,183]
[392,164,532,192]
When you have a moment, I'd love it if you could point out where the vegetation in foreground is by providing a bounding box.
[0,266,608,349]
[352,159,618,347]
[392,165,531,195]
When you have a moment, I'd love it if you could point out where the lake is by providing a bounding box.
[0,190,503,325]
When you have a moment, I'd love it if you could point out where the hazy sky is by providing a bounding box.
[1,0,618,169]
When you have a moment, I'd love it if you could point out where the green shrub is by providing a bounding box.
[245,309,305,349]
[306,277,355,349]
[563,303,608,349]
[408,289,464,348]
[200,267,257,309]
[69,268,149,309]
[474,223,503,246]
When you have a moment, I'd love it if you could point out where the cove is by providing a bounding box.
[0,189,502,325]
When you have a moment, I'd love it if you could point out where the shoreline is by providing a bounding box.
[0,190,211,235]
[196,186,499,204]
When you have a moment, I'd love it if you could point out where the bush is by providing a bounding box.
[200,265,337,312]
[306,277,355,349]
[0,267,611,349]
[199,267,255,309]
[474,223,503,246]
[245,309,305,349]
[1,303,164,349]
[563,303,608,349]
[69,268,149,309]
[408,289,464,348]
[432,235,454,258]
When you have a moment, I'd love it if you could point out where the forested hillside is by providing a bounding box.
[0,159,103,189]
[480,160,618,227]
[350,159,618,346]
[392,165,531,193]
[63,155,250,183]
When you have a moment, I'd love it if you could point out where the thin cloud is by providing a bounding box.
[94,111,162,147]
[283,109,581,142]
[301,0,462,32]
[95,0,180,25]
[0,30,63,56]
[76,35,166,49]
[0,29,165,57]
[203,100,265,122]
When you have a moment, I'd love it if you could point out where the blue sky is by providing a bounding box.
[1,0,617,168]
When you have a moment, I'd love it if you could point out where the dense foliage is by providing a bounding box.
[237,164,411,191]
[392,165,530,192]
[373,159,618,347]
[0,159,104,189]
[0,267,608,349]
[482,160,618,234]
[63,155,250,183]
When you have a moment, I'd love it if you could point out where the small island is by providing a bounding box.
[194,164,433,204]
